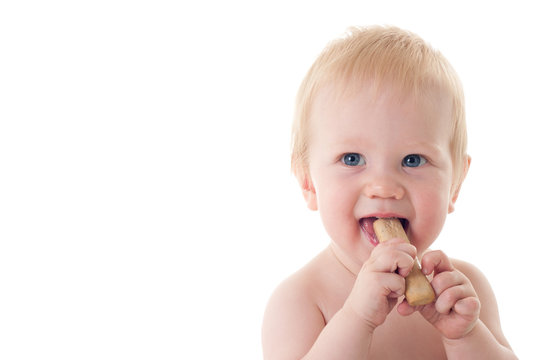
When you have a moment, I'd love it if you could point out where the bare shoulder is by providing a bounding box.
[451,258,512,348]
[451,258,496,311]
[261,251,330,360]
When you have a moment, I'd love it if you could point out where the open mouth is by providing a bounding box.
[359,217,409,245]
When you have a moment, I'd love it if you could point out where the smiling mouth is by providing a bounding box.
[359,217,409,245]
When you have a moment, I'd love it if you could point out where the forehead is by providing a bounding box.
[309,81,454,147]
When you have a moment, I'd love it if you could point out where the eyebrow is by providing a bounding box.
[407,141,446,154]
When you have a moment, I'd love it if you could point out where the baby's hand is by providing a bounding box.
[399,250,480,340]
[344,238,416,330]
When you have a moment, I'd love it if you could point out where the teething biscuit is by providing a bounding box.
[373,218,436,306]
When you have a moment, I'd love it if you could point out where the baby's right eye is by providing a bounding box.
[341,153,365,167]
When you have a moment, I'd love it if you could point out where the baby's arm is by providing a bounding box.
[262,278,373,360]
[262,239,416,359]
[261,275,326,360]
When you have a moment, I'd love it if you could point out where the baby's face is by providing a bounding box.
[305,83,457,269]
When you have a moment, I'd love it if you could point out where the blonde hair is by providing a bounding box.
[291,26,468,188]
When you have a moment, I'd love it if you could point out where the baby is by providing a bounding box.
[262,26,516,359]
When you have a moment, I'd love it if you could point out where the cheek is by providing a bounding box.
[316,180,360,238]
[413,183,451,247]
[318,186,351,224]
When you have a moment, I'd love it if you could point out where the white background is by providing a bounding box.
[1,1,538,359]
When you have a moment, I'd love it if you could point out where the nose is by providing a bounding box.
[362,174,405,200]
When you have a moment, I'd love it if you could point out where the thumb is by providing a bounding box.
[397,298,416,316]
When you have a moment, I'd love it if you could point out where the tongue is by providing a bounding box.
[360,217,379,245]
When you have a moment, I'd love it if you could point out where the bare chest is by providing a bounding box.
[322,298,446,359]
[369,310,447,359]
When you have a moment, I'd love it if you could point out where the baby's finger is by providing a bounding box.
[372,237,414,255]
[377,272,406,299]
[396,297,416,316]
[435,284,470,315]
[421,250,454,276]
[430,270,465,297]
[454,297,481,319]
[368,243,416,275]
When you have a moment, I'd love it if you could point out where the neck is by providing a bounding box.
[329,242,362,277]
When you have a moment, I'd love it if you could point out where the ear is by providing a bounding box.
[448,155,471,213]
[299,171,318,211]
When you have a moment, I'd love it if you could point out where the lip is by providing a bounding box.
[361,213,409,226]
[361,212,406,220]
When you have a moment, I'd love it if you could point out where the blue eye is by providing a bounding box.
[341,153,365,166]
[402,154,426,167]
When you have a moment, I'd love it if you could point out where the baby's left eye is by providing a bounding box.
[402,154,426,168]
